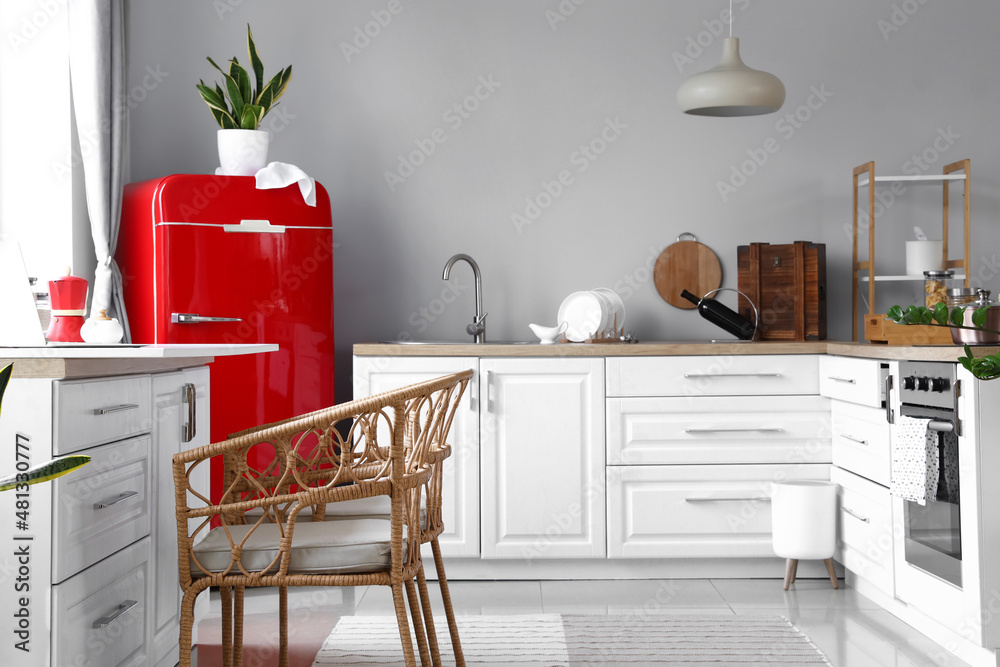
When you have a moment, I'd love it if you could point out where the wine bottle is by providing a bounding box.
[681,289,755,340]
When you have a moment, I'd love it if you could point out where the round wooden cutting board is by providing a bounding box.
[653,233,723,309]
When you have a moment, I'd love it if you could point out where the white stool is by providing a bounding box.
[771,481,838,591]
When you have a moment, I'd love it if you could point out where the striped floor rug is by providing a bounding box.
[311,614,831,666]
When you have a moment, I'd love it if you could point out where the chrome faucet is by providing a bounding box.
[442,253,486,343]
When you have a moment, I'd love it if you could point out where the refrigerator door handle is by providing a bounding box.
[172,313,242,324]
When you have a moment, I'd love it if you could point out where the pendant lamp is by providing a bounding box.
[677,1,785,117]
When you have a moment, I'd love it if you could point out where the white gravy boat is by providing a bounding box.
[528,322,568,344]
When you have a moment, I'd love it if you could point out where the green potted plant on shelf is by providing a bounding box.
[196,24,292,176]
[887,303,1000,380]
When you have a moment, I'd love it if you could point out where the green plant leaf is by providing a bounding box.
[256,85,273,115]
[0,363,12,421]
[197,83,229,113]
[223,71,245,119]
[206,56,228,75]
[219,112,237,130]
[950,306,967,328]
[229,59,252,109]
[932,302,949,325]
[240,104,263,130]
[886,305,903,322]
[247,25,265,98]
[973,306,989,329]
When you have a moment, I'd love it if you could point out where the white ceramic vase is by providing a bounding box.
[217,129,270,176]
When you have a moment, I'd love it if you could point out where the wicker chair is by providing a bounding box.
[173,370,472,667]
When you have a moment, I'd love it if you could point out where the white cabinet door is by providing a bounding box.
[150,367,209,667]
[480,358,605,559]
[353,356,480,557]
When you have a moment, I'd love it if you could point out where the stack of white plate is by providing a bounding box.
[557,288,627,342]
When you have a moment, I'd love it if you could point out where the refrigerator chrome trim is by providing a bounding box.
[156,221,334,231]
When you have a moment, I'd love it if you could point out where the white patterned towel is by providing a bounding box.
[890,415,960,505]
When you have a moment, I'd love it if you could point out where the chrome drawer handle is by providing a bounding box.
[841,506,870,523]
[839,434,868,446]
[94,403,139,415]
[94,490,138,510]
[93,600,138,629]
[685,496,771,503]
[685,427,784,433]
[683,373,783,379]
[827,376,856,384]
[182,383,197,443]
[171,313,242,324]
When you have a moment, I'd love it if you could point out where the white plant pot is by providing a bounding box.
[217,129,270,176]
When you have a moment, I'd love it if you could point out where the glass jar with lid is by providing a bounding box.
[947,286,979,307]
[923,269,957,308]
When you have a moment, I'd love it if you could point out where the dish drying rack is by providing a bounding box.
[559,316,638,344]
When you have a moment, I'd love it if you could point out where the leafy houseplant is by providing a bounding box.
[196,25,292,175]
[887,303,1000,380]
[196,25,292,131]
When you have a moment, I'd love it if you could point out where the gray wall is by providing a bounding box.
[126,0,1000,401]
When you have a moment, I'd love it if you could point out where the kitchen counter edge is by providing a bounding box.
[354,340,1000,363]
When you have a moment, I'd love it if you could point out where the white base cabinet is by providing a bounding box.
[480,358,605,559]
[353,357,480,557]
[0,361,213,666]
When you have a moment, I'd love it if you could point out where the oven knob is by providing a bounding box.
[917,377,930,391]
[931,378,951,392]
[902,376,916,390]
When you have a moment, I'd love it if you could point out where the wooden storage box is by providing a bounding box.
[738,241,827,341]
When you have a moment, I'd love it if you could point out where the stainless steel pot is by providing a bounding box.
[951,288,1000,344]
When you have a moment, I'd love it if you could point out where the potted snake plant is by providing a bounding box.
[196,25,292,176]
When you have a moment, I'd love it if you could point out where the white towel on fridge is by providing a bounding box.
[890,415,960,505]
[254,162,316,206]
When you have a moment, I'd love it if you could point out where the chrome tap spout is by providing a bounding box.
[442,253,485,343]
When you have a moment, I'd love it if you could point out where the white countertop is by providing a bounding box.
[0,343,278,358]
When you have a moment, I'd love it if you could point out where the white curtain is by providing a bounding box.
[68,0,130,341]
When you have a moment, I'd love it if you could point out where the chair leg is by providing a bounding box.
[279,585,289,667]
[432,538,464,667]
[824,558,840,590]
[416,566,441,665]
[178,590,200,667]
[392,583,418,667]
[233,586,244,667]
[405,578,433,666]
[783,559,799,591]
[220,586,233,667]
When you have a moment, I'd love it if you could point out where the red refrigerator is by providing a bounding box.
[117,174,335,502]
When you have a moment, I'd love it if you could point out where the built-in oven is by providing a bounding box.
[891,360,1000,651]
[894,361,962,586]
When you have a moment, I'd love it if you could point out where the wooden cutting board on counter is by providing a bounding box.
[654,233,723,309]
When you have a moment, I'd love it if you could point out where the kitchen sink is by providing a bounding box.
[379,340,532,345]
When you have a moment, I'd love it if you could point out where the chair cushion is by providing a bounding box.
[191,518,403,577]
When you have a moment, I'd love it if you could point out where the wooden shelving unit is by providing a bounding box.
[852,159,971,344]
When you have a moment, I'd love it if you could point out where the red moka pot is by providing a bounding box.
[47,270,88,342]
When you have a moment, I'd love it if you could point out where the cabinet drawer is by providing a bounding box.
[606,355,819,397]
[832,467,894,597]
[51,436,151,583]
[819,356,886,407]
[53,375,152,454]
[831,401,891,486]
[607,395,831,465]
[607,464,831,558]
[52,536,149,667]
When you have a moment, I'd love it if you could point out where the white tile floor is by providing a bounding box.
[199,578,974,667]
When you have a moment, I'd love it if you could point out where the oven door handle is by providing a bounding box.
[927,420,954,433]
